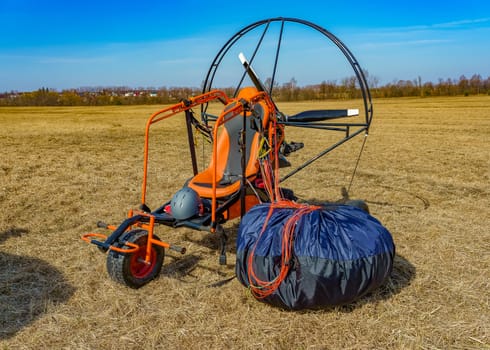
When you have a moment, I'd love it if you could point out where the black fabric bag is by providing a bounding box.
[236,203,395,310]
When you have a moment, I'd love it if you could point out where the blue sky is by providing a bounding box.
[1,0,489,91]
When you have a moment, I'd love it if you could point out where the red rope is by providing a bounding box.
[247,201,319,299]
[246,100,320,298]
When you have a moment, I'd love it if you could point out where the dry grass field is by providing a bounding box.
[1,96,489,349]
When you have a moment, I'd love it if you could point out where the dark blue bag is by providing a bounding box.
[236,203,395,309]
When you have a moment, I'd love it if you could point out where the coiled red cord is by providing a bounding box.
[246,201,319,299]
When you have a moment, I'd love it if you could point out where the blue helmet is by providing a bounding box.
[170,187,202,220]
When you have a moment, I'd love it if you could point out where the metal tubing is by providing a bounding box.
[270,20,284,95]
[280,126,368,182]
[185,109,199,175]
[103,215,144,246]
[240,108,247,218]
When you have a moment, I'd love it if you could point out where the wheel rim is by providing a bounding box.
[129,240,157,279]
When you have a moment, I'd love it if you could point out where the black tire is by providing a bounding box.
[106,229,164,289]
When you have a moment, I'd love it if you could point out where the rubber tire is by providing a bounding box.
[106,229,164,289]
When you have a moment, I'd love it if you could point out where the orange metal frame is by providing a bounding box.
[141,89,231,205]
[142,88,276,230]
[82,88,277,265]
[81,208,177,264]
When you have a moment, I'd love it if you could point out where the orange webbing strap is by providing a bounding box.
[246,201,321,299]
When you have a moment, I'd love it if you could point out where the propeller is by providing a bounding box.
[238,52,358,124]
[238,53,268,93]
[287,109,358,122]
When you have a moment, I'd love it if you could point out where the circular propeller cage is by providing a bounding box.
[200,17,373,127]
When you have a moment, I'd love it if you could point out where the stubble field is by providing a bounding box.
[0,96,489,349]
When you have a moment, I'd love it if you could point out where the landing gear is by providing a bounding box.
[106,229,165,289]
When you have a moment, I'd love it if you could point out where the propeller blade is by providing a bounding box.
[238,52,267,92]
[287,109,359,122]
[238,52,287,120]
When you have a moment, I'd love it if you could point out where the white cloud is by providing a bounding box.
[359,39,452,49]
[354,17,490,39]
[432,17,490,29]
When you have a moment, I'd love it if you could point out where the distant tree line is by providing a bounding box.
[0,86,203,106]
[1,74,489,106]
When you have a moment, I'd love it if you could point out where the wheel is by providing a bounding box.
[106,229,164,289]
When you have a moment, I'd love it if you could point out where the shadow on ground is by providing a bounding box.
[165,219,415,308]
[0,227,29,245]
[161,253,232,283]
[0,228,76,340]
[333,253,416,312]
[170,220,416,311]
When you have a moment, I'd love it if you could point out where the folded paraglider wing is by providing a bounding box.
[236,203,395,310]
